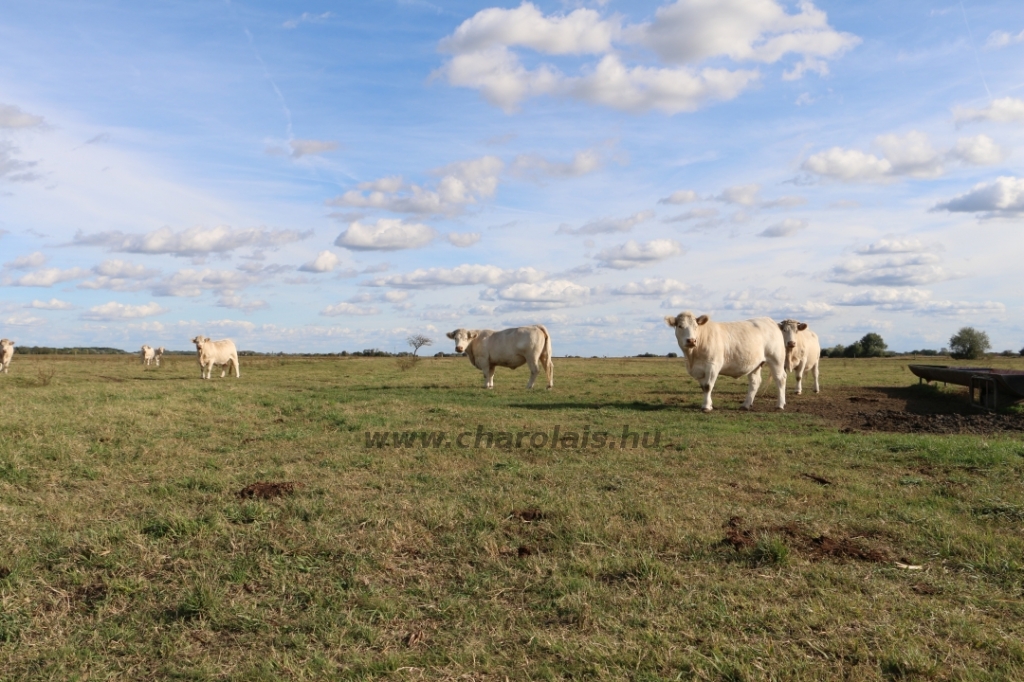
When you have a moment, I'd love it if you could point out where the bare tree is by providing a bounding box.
[407,334,433,356]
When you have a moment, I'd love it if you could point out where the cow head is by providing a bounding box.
[156,347,165,354]
[446,329,478,354]
[191,336,209,350]
[664,312,708,350]
[778,319,808,370]
[0,339,13,351]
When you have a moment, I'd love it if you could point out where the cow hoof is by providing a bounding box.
[702,407,713,413]
[796,390,802,395]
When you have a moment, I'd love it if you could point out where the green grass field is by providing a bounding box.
[1,354,1023,680]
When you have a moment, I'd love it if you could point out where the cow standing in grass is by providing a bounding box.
[664,312,787,412]
[141,345,156,366]
[1,339,14,375]
[154,347,166,367]
[778,319,821,395]
[446,325,553,389]
[191,336,240,379]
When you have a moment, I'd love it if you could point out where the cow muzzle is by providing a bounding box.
[455,345,465,353]
[786,342,796,349]
[684,339,697,348]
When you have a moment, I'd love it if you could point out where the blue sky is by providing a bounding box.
[1,0,1022,354]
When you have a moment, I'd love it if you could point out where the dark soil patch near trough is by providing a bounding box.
[723,516,892,563]
[238,481,301,499]
[783,385,1024,434]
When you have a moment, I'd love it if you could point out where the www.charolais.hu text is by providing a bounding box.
[365,425,662,449]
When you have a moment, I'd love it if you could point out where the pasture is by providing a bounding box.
[1,353,1023,680]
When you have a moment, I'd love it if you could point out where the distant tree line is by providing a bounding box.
[822,333,889,358]
[15,346,130,355]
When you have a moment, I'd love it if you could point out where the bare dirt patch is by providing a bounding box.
[722,516,893,563]
[237,481,301,499]
[784,385,1024,434]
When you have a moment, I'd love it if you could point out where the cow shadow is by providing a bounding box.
[507,401,674,412]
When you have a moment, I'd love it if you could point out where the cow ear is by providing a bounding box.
[798,322,808,331]
[696,315,709,325]
[446,331,456,339]
[664,315,678,328]
[467,331,478,340]
[778,322,785,330]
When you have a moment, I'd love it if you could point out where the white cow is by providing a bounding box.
[446,325,553,389]
[154,347,166,367]
[191,336,240,379]
[664,312,787,412]
[141,345,156,366]
[1,339,14,375]
[778,319,821,395]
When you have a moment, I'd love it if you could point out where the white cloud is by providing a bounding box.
[330,156,504,215]
[834,288,1004,316]
[595,239,683,269]
[658,189,701,204]
[874,131,942,177]
[74,225,311,257]
[82,301,168,321]
[948,135,1005,166]
[492,279,592,309]
[334,219,438,251]
[0,103,45,128]
[7,267,89,287]
[663,207,719,223]
[446,232,481,247]
[558,210,655,235]
[299,251,342,273]
[28,298,74,310]
[384,291,410,303]
[365,264,545,289]
[0,141,41,182]
[78,259,160,291]
[717,183,761,205]
[436,1,855,114]
[217,294,269,313]
[983,29,1024,50]
[826,253,953,286]
[932,176,1024,217]
[758,218,806,237]
[854,238,928,255]
[321,302,380,316]
[611,277,689,296]
[2,313,46,327]
[152,269,260,297]
[802,147,892,181]
[4,251,47,269]
[953,97,1024,125]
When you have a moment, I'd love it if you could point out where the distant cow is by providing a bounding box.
[154,347,166,367]
[141,345,156,366]
[191,336,240,379]
[446,325,553,389]
[1,339,14,374]
[778,319,821,395]
[664,312,787,412]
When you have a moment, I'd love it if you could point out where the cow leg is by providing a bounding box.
[772,362,787,410]
[525,354,540,389]
[742,365,763,410]
[545,357,554,389]
[483,365,496,389]
[794,361,805,395]
[701,367,720,412]
[234,357,240,378]
[812,363,820,393]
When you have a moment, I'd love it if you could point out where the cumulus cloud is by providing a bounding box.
[321,302,380,316]
[6,267,89,287]
[330,156,504,216]
[334,219,437,251]
[802,147,891,181]
[717,183,761,206]
[152,269,260,297]
[217,294,269,313]
[4,252,47,270]
[854,238,928,255]
[834,288,1004,316]
[0,103,45,128]
[663,207,719,223]
[873,131,943,177]
[299,251,342,273]
[757,218,806,238]
[364,264,545,289]
[826,253,953,286]
[658,189,701,204]
[435,0,856,113]
[73,225,311,258]
[490,279,592,309]
[81,302,168,321]
[558,210,655,235]
[953,97,1024,125]
[931,176,1024,217]
[78,259,161,291]
[28,298,74,310]
[446,232,481,247]
[611,277,689,296]
[947,135,1005,166]
[595,239,683,269]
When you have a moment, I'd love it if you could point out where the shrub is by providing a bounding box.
[949,327,990,360]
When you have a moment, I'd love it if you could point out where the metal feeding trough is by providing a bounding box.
[908,364,1024,409]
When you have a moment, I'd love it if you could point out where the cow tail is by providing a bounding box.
[538,325,553,387]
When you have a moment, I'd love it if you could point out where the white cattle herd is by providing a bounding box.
[1,312,823,410]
